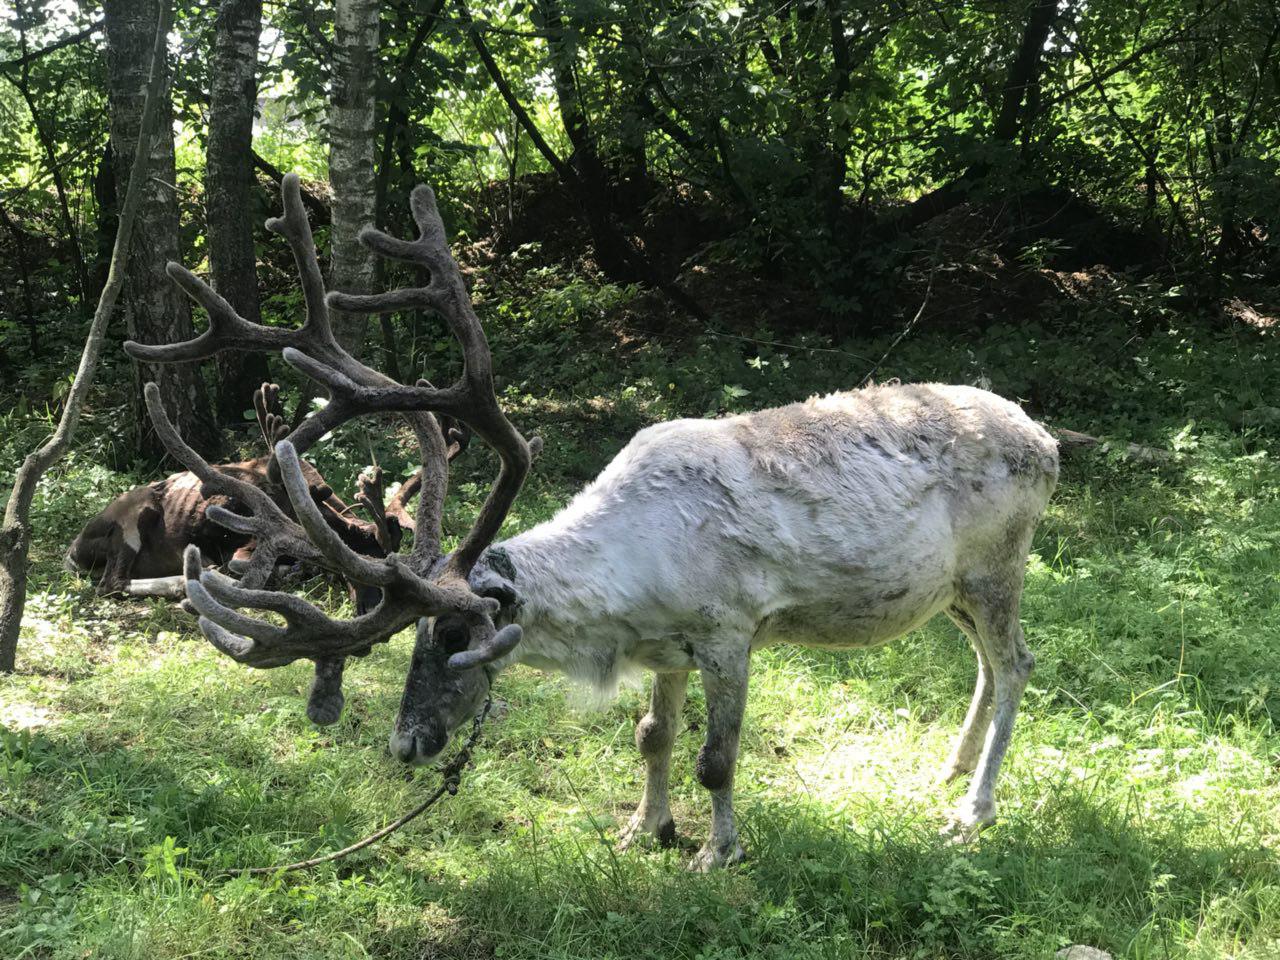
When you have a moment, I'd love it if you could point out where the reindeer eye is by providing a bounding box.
[436,622,469,653]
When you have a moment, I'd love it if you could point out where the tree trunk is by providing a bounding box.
[90,143,118,298]
[104,0,220,460]
[990,0,1057,144]
[0,527,30,672]
[1,0,170,672]
[328,0,380,357]
[538,0,638,281]
[207,0,270,425]
[889,0,1056,234]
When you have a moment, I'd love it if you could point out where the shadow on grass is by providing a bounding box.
[435,785,1277,960]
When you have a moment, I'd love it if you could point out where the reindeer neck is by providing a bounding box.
[496,524,604,625]
[485,479,630,660]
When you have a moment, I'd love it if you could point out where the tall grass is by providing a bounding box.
[2,286,1278,958]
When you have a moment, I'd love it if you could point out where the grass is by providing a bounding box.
[3,285,1280,958]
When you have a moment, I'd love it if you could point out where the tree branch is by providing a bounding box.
[252,150,330,223]
[455,0,575,182]
[0,23,101,73]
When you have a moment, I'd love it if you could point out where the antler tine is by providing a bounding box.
[253,382,291,484]
[264,173,339,349]
[229,539,280,591]
[355,464,402,553]
[125,265,294,363]
[326,186,472,340]
[281,347,460,416]
[253,382,289,450]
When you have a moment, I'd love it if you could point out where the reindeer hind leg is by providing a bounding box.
[945,567,1035,840]
[938,604,995,784]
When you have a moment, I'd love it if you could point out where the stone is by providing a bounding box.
[1055,947,1112,960]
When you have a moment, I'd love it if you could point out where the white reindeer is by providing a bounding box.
[392,382,1059,868]
[139,177,1059,871]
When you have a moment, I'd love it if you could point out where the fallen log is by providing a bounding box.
[1053,428,1173,463]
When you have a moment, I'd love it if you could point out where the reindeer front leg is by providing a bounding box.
[96,527,139,597]
[691,644,750,870]
[620,670,688,849]
[306,657,347,725]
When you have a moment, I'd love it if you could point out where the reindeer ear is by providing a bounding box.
[470,564,520,609]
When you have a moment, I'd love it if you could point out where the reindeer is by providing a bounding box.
[65,383,400,598]
[129,175,1057,870]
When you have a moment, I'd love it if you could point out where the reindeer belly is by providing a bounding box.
[757,582,952,650]
[754,534,957,651]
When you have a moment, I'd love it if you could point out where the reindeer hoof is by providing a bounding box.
[688,838,745,871]
[618,811,677,851]
[941,799,995,843]
[306,688,345,726]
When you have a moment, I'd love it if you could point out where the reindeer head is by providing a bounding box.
[388,544,528,762]
[126,176,535,759]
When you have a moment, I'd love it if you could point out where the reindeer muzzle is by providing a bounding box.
[389,719,447,765]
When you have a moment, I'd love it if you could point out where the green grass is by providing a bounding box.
[3,298,1280,958]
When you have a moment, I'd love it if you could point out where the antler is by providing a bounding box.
[125,175,534,667]
[253,382,288,449]
[251,381,293,484]
[382,416,470,534]
[355,465,403,553]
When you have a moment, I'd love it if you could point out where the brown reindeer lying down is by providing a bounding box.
[64,454,399,597]
[64,384,418,603]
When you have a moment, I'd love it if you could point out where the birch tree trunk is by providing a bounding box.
[328,0,380,357]
[103,0,220,459]
[207,0,270,424]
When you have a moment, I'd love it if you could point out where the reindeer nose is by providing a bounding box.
[388,725,445,765]
[389,730,418,763]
